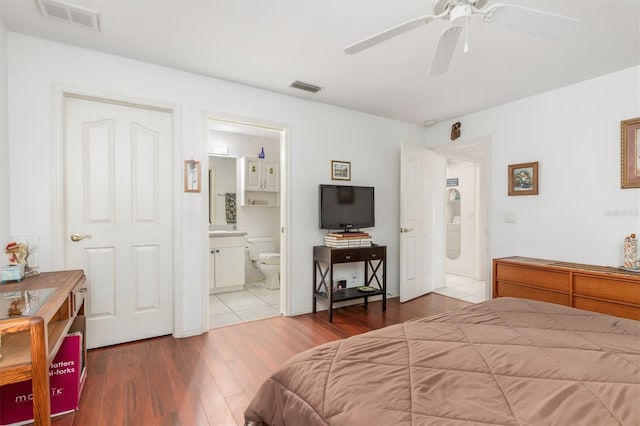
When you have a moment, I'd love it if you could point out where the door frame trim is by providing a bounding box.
[203,111,291,322]
[52,84,183,336]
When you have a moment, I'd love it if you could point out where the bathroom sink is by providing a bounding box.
[209,230,247,237]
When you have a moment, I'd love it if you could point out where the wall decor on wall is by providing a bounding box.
[451,122,461,140]
[508,161,538,196]
[184,159,201,193]
[331,160,351,181]
[621,116,640,188]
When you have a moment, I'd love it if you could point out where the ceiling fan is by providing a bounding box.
[344,0,579,77]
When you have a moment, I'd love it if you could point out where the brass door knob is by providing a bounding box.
[70,233,91,242]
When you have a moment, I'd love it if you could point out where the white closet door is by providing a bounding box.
[64,96,174,348]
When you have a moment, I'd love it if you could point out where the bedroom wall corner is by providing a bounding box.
[0,19,9,247]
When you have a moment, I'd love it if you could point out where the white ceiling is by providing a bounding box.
[0,0,638,125]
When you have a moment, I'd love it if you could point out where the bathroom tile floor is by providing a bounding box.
[433,274,488,303]
[209,283,281,328]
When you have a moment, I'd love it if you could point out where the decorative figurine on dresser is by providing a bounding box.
[622,233,639,270]
[1,237,39,283]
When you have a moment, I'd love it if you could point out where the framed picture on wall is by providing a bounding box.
[184,159,201,193]
[331,160,351,181]
[621,117,640,188]
[508,161,538,196]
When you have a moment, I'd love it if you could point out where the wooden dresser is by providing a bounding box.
[0,270,86,426]
[493,257,640,320]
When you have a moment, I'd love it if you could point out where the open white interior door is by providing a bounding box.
[400,143,442,302]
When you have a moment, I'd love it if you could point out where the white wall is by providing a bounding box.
[426,66,640,268]
[0,20,8,246]
[7,33,425,333]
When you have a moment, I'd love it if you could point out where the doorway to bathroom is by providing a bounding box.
[433,140,491,303]
[206,117,287,328]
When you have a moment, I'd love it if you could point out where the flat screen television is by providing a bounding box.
[319,184,375,231]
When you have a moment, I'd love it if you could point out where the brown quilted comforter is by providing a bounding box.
[244,297,640,425]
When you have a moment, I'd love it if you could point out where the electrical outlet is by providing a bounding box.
[350,273,357,285]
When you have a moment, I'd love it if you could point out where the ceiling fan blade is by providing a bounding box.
[427,25,462,77]
[483,3,580,40]
[345,15,433,54]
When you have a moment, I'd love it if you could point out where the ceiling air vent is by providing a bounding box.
[35,0,101,31]
[290,81,322,93]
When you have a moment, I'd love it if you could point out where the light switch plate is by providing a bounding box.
[504,211,517,223]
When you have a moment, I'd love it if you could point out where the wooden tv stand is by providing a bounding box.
[313,245,386,322]
[0,270,86,426]
[493,257,640,320]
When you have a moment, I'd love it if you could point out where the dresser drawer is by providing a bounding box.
[494,257,640,319]
[495,263,569,292]
[210,235,247,249]
[573,296,640,321]
[331,247,385,263]
[495,281,569,306]
[573,274,640,305]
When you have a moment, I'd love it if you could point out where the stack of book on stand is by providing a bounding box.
[324,232,372,248]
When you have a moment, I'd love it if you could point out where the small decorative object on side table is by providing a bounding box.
[2,238,41,283]
[2,241,28,283]
[2,263,26,283]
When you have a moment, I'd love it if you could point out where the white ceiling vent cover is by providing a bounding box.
[35,0,101,31]
[290,81,322,93]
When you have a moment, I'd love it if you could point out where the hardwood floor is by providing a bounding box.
[49,293,469,426]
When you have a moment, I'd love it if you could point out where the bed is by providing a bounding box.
[244,297,640,425]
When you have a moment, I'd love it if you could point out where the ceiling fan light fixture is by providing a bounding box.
[346,0,579,77]
[449,3,473,26]
[432,0,488,16]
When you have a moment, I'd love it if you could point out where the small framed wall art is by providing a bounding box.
[621,116,640,188]
[508,161,538,196]
[331,160,351,181]
[184,159,201,193]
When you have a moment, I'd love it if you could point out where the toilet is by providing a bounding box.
[247,237,280,289]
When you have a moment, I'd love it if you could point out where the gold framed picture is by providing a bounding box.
[621,117,640,188]
[508,161,538,196]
